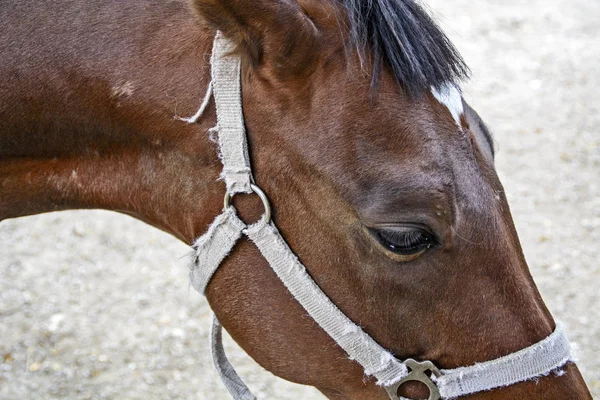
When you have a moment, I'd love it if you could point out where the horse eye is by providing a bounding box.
[368,227,436,259]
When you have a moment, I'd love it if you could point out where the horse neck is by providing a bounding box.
[0,23,222,243]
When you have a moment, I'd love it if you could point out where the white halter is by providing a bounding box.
[185,32,573,400]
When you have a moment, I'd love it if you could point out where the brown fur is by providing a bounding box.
[0,0,592,399]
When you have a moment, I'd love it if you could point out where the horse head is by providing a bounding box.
[190,0,591,399]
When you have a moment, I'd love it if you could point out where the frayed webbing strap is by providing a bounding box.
[434,325,572,399]
[212,32,254,194]
[189,208,245,294]
[245,218,408,386]
[212,316,257,400]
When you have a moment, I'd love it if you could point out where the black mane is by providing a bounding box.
[338,0,470,96]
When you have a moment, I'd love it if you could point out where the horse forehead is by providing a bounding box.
[300,76,484,204]
[336,102,493,213]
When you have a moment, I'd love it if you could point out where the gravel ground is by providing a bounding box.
[1,0,598,399]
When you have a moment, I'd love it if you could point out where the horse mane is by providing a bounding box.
[337,0,470,96]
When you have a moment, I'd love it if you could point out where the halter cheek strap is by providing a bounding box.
[184,32,573,400]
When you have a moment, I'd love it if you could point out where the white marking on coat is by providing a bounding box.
[431,83,464,127]
[111,81,134,98]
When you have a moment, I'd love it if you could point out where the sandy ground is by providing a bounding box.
[1,0,598,399]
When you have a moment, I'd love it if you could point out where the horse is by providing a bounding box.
[0,0,593,399]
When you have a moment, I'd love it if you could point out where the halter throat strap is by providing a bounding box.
[186,32,572,400]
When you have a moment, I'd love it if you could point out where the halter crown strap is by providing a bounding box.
[185,32,573,400]
[211,32,254,194]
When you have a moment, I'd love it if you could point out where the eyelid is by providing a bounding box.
[368,224,439,241]
[364,226,436,262]
[367,226,439,248]
[360,209,449,247]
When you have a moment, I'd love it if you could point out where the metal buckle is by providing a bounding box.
[385,359,442,400]
[223,183,272,224]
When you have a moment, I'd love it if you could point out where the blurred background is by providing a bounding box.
[1,0,598,398]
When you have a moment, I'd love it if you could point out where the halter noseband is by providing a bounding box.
[185,32,572,400]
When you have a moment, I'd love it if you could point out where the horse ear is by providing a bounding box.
[191,0,319,80]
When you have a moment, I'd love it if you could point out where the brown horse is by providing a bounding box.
[0,0,592,399]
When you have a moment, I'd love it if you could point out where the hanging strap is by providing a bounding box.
[211,316,257,400]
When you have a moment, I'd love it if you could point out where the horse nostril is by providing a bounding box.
[397,380,430,400]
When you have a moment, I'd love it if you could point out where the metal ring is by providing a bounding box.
[384,359,441,400]
[223,184,272,224]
